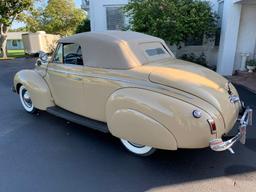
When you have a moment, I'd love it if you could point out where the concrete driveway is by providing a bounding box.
[0,58,256,192]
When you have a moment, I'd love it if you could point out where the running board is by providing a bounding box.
[46,106,109,133]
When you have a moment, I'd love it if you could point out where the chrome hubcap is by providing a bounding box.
[22,90,32,108]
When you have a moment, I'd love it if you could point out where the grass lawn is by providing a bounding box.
[7,50,25,58]
[0,50,26,60]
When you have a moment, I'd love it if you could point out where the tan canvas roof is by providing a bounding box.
[59,31,173,69]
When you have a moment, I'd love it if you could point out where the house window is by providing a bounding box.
[106,6,125,30]
[12,40,18,47]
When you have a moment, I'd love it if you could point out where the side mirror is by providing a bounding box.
[39,51,48,63]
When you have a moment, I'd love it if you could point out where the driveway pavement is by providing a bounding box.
[228,71,256,94]
[0,58,256,192]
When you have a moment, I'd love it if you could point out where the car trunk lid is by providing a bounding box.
[147,60,240,129]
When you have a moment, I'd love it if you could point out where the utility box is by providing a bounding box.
[22,31,60,55]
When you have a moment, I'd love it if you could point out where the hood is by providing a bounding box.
[146,59,240,128]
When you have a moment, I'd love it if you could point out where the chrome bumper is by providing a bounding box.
[209,107,253,154]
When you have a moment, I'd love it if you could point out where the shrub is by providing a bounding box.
[124,0,218,45]
[76,19,91,33]
[246,59,256,66]
[180,52,207,67]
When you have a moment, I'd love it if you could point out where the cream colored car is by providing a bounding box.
[13,31,253,156]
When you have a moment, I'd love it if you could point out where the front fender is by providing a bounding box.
[106,88,216,150]
[14,70,54,110]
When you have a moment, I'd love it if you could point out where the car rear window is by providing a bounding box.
[145,48,165,56]
[140,42,172,62]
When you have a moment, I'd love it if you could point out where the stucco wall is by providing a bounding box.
[169,44,219,67]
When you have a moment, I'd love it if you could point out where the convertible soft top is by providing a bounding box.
[59,31,173,69]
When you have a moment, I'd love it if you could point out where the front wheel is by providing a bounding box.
[120,139,156,156]
[19,85,37,113]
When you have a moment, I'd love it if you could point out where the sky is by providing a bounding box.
[12,0,82,29]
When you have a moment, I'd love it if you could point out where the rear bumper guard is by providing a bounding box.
[209,107,253,154]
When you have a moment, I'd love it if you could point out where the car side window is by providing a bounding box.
[53,44,63,63]
[63,43,84,65]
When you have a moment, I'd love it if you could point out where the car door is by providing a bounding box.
[47,43,85,116]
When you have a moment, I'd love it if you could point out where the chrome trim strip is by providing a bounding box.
[47,67,194,99]
[229,95,240,103]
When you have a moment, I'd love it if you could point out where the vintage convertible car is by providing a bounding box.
[13,31,253,156]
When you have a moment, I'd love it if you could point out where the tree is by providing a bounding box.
[21,0,85,36]
[76,19,91,33]
[9,26,28,32]
[123,0,218,45]
[0,0,33,59]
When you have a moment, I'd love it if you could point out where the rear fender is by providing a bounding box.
[14,70,54,110]
[106,88,217,150]
[106,88,178,150]
[109,108,177,150]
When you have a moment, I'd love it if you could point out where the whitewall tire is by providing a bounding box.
[19,85,36,113]
[120,139,156,156]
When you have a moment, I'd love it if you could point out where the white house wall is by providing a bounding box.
[217,1,242,75]
[88,0,256,75]
[90,0,219,31]
[89,0,220,66]
[235,4,256,69]
[90,0,128,31]
[209,0,219,12]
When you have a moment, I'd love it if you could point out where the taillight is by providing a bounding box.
[207,119,217,134]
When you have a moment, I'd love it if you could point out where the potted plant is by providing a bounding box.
[246,59,256,72]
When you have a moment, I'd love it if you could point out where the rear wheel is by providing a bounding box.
[19,85,36,113]
[120,139,156,156]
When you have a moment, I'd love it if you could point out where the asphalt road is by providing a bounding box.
[0,58,256,192]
